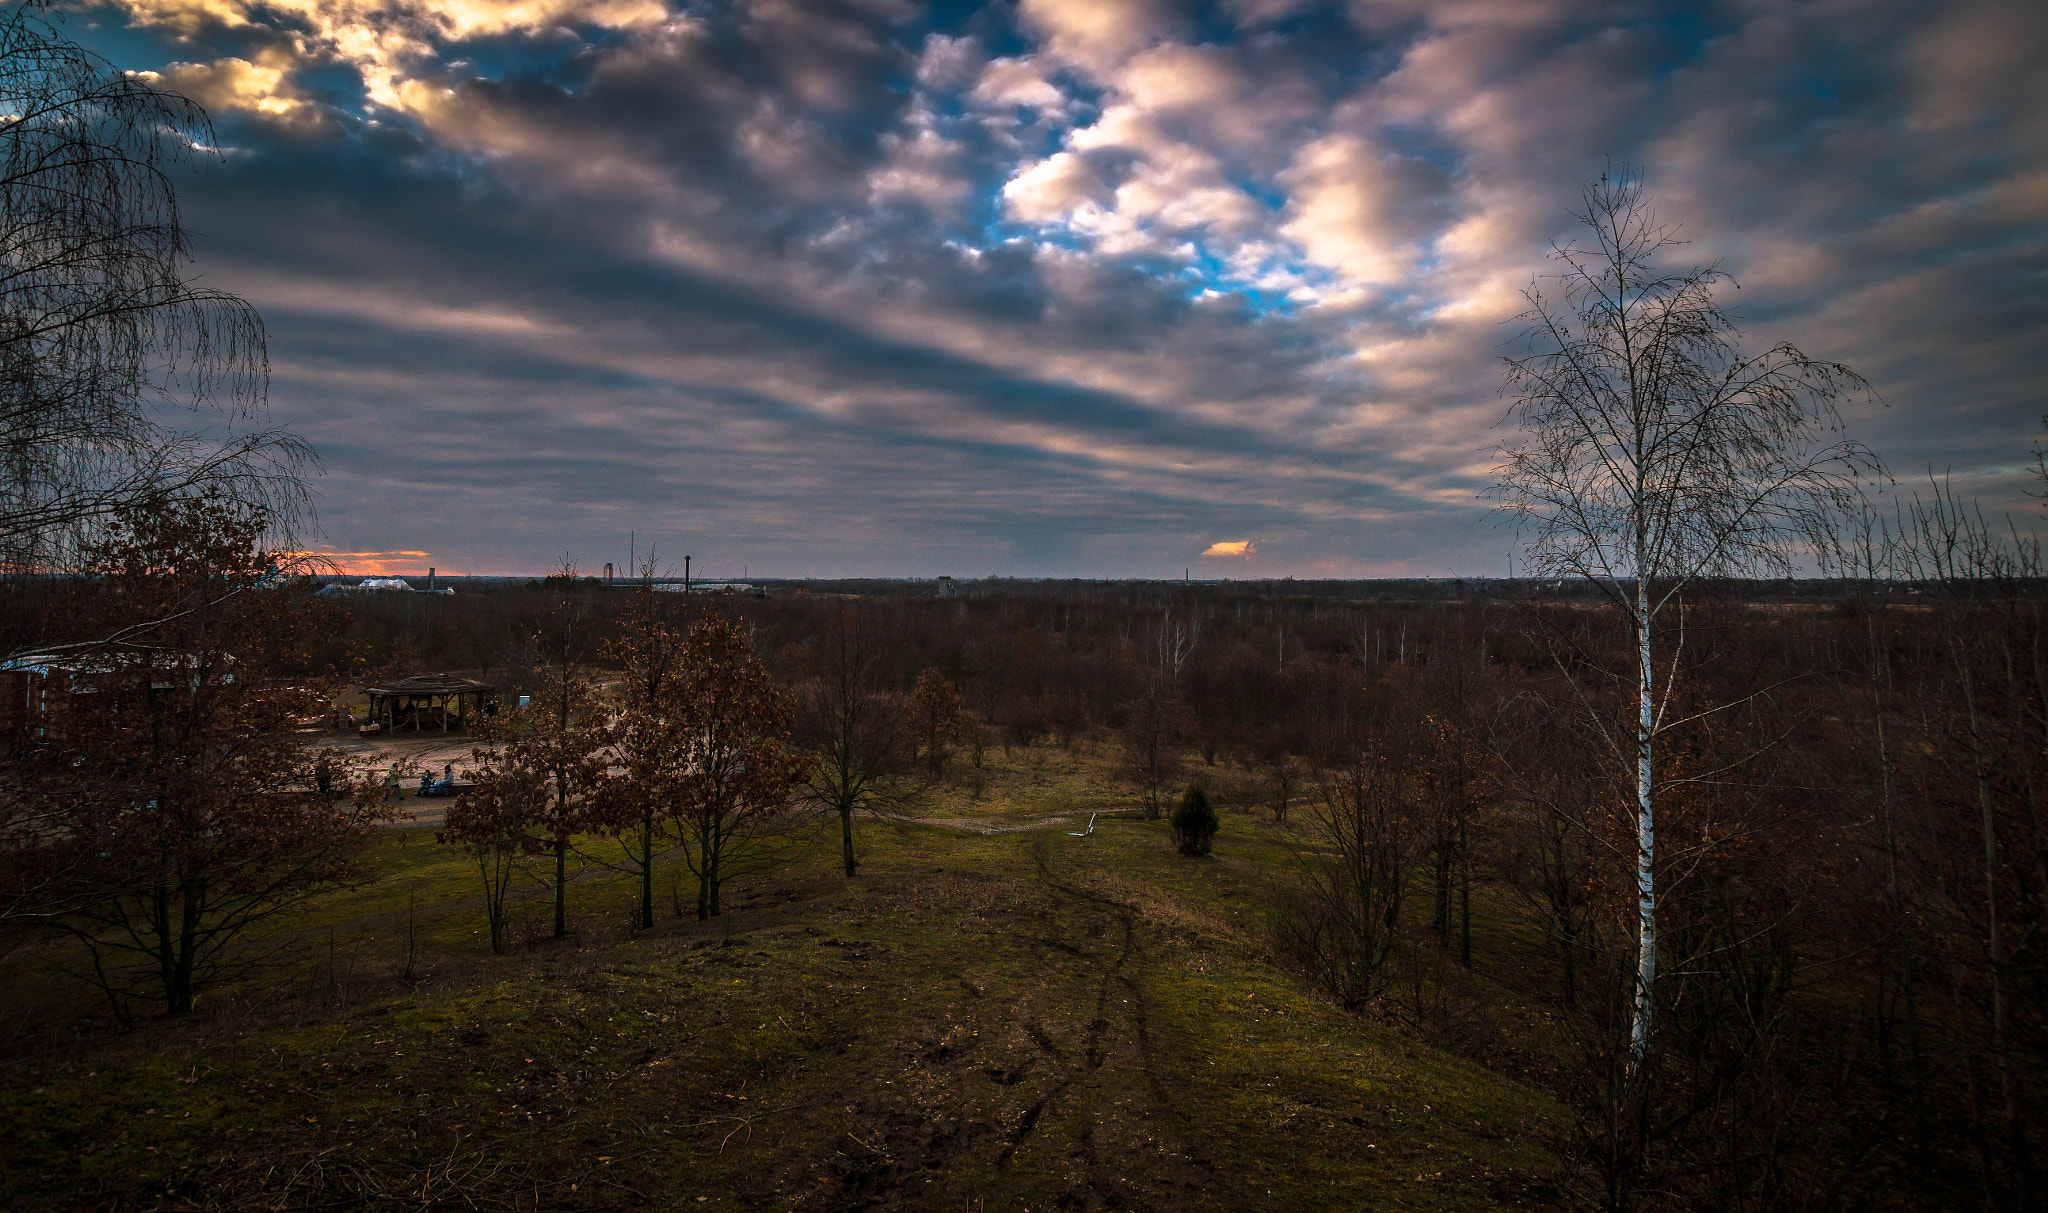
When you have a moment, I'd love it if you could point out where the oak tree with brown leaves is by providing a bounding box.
[671,613,804,919]
[440,741,544,955]
[907,667,963,775]
[0,493,384,1016]
[510,666,609,940]
[440,567,609,945]
[597,586,691,927]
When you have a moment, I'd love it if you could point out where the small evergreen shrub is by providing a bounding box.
[1171,782,1219,856]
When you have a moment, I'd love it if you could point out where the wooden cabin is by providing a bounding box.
[0,655,61,738]
[0,651,228,743]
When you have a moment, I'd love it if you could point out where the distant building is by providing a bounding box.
[0,651,231,741]
[0,654,68,737]
[653,581,765,597]
[318,577,453,595]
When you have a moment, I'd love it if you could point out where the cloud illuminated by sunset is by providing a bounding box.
[66,0,2048,578]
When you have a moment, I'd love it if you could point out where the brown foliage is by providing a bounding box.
[438,744,544,955]
[0,493,387,1015]
[668,613,806,919]
[594,588,692,927]
[907,667,963,773]
[443,666,608,943]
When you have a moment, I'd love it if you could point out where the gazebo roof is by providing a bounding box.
[364,673,494,697]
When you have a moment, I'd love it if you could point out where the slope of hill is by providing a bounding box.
[0,749,1568,1211]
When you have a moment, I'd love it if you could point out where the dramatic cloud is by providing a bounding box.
[61,0,2048,575]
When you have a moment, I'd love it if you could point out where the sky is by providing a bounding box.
[62,0,2048,578]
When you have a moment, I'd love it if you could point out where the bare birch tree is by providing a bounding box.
[0,8,309,578]
[1494,171,1875,1058]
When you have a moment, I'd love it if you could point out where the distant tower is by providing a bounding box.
[604,562,614,584]
[427,566,435,592]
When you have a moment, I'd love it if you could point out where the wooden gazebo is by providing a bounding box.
[363,674,494,733]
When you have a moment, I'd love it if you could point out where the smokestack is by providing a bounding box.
[428,566,434,592]
[685,555,691,591]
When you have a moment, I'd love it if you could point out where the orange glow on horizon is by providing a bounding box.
[312,550,453,576]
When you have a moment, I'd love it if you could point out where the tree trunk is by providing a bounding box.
[1962,671,2040,1212]
[174,875,201,1014]
[639,813,654,930]
[485,852,510,955]
[697,830,715,920]
[1459,817,1472,969]
[553,836,567,940]
[840,803,858,877]
[1435,846,1452,938]
[1561,918,1578,1008]
[1632,577,1656,1061]
[706,834,722,918]
[151,887,175,1013]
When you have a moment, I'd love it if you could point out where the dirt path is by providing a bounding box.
[816,850,1210,1209]
[878,812,1086,835]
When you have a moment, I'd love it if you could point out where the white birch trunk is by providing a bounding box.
[1632,573,1656,1059]
[1495,173,1872,1071]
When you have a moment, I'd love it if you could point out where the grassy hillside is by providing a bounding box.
[0,744,1570,1211]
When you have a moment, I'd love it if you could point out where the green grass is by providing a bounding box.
[0,742,1571,1211]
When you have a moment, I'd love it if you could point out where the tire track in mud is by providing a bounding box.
[822,848,1195,1210]
[819,865,1153,1208]
[1032,853,1173,1116]
[994,1074,1073,1172]
[989,849,1199,1210]
[996,925,1124,1172]
[1118,969,1170,1107]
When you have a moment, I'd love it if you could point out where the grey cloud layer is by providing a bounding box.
[72,0,2048,575]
